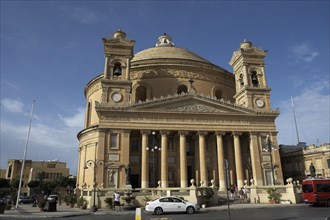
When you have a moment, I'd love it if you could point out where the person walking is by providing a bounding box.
[113,192,121,211]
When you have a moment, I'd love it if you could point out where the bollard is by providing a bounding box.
[135,207,144,220]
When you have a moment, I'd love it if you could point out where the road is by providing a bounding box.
[5,204,330,220]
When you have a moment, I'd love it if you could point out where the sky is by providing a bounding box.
[1,0,329,176]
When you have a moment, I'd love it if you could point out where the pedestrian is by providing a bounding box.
[242,187,247,202]
[229,185,234,199]
[113,191,121,211]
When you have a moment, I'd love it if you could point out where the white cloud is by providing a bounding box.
[276,81,330,145]
[1,80,19,90]
[61,7,106,24]
[288,43,319,63]
[59,107,85,129]
[0,107,84,175]
[1,98,24,113]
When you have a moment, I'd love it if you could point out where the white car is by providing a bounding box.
[47,195,58,201]
[145,196,200,215]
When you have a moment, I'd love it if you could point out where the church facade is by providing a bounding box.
[76,30,284,192]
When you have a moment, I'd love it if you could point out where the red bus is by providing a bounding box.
[302,178,330,206]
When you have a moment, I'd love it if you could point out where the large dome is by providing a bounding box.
[132,46,213,64]
[131,33,214,66]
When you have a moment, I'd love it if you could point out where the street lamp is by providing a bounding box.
[146,131,161,187]
[262,135,279,185]
[84,159,104,212]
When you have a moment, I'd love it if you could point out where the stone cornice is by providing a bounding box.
[77,125,99,139]
[95,92,280,115]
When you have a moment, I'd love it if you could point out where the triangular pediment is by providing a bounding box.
[126,93,253,114]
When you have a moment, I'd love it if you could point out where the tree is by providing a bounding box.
[10,178,22,189]
[0,178,10,198]
[28,180,40,195]
[0,179,10,188]
[36,171,46,182]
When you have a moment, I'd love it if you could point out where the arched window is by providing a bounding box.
[113,63,122,77]
[86,102,91,127]
[251,71,259,87]
[136,86,147,102]
[177,85,188,94]
[215,89,222,100]
[7,165,12,178]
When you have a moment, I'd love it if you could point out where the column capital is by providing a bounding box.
[269,131,278,136]
[232,131,242,136]
[160,130,171,135]
[197,131,208,136]
[249,131,259,136]
[178,130,189,136]
[140,130,151,135]
[98,128,108,133]
[215,131,226,136]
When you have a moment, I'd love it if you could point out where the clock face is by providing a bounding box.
[255,98,264,107]
[111,93,122,102]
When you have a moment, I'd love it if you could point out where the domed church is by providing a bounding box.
[77,30,284,193]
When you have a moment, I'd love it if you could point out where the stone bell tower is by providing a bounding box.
[229,40,272,110]
[101,30,135,104]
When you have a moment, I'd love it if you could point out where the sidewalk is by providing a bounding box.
[1,203,304,218]
[1,203,92,218]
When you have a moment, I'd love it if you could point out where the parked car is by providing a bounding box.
[145,196,200,215]
[47,195,58,201]
[302,178,330,206]
[18,196,34,204]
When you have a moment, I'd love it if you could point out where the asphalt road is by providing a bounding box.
[4,205,330,220]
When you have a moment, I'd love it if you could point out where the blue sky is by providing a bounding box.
[1,1,329,175]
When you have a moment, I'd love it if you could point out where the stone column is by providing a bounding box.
[198,132,208,186]
[97,130,106,185]
[233,132,244,188]
[160,131,170,188]
[104,56,109,79]
[216,132,226,191]
[179,131,188,188]
[270,132,284,185]
[126,57,130,80]
[141,130,150,188]
[121,131,131,187]
[249,132,263,186]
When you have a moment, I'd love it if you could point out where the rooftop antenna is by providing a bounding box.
[16,100,35,208]
[291,96,300,145]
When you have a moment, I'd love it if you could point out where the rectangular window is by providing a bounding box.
[110,133,119,149]
[302,184,313,193]
[327,159,330,168]
[316,183,330,192]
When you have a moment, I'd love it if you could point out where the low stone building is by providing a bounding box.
[4,159,70,195]
[280,143,330,182]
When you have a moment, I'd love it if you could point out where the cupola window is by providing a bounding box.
[177,85,188,94]
[251,71,259,87]
[136,85,147,102]
[113,63,122,77]
[215,89,223,100]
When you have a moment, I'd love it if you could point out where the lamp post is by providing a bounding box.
[146,131,161,187]
[84,159,104,212]
[262,135,278,185]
